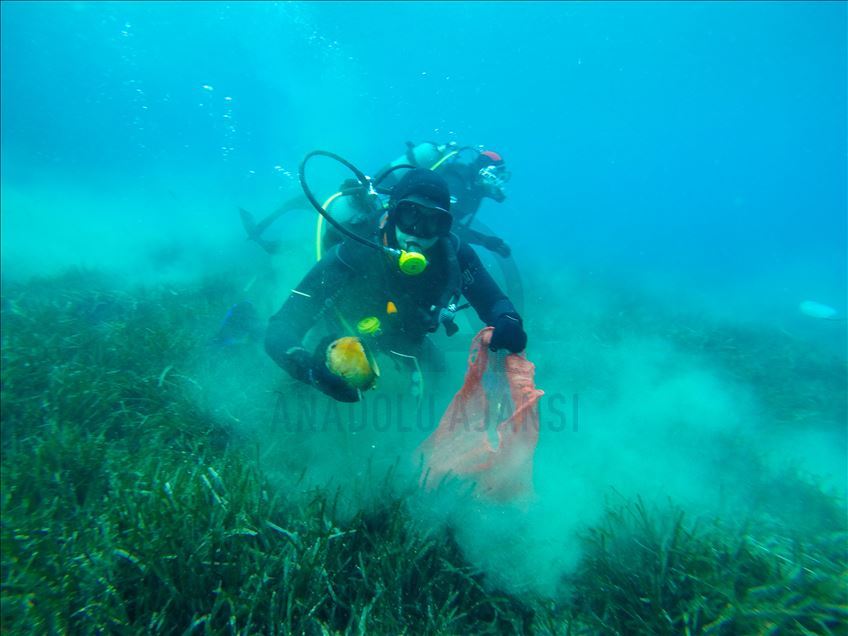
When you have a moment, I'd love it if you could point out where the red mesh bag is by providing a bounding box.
[418,327,543,501]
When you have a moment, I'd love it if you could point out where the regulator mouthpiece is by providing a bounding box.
[398,249,428,275]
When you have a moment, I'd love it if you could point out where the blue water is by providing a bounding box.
[3,2,844,340]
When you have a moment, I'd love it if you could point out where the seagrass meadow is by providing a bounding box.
[1,268,845,635]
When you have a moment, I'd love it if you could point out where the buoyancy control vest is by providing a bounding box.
[328,223,463,345]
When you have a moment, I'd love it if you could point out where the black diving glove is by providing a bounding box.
[285,343,360,403]
[310,360,361,403]
[483,236,512,258]
[490,313,527,353]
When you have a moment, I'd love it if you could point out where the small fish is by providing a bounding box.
[799,300,841,320]
[326,337,378,390]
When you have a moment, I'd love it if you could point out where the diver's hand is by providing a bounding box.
[282,341,361,402]
[490,313,527,353]
[307,336,361,402]
[482,236,511,258]
[309,362,361,403]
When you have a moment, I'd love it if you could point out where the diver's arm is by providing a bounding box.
[457,242,527,352]
[265,251,350,382]
[457,242,518,324]
[456,226,511,258]
[457,225,488,244]
[265,248,362,401]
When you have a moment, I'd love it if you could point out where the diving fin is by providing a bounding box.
[239,194,312,255]
[239,207,282,254]
[255,194,311,235]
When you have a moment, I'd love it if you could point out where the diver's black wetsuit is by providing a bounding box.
[440,162,490,222]
[438,161,509,253]
[265,226,519,385]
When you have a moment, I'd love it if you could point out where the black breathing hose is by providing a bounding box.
[298,150,386,253]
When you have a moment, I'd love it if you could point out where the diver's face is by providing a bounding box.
[395,227,438,252]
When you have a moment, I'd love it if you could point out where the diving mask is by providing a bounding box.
[478,164,511,190]
[393,198,453,240]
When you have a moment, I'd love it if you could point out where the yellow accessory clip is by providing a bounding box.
[398,250,427,275]
[356,316,382,336]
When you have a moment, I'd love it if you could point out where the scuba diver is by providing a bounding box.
[241,142,512,259]
[264,166,527,403]
[373,141,512,258]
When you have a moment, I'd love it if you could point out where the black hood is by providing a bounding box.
[389,168,451,212]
